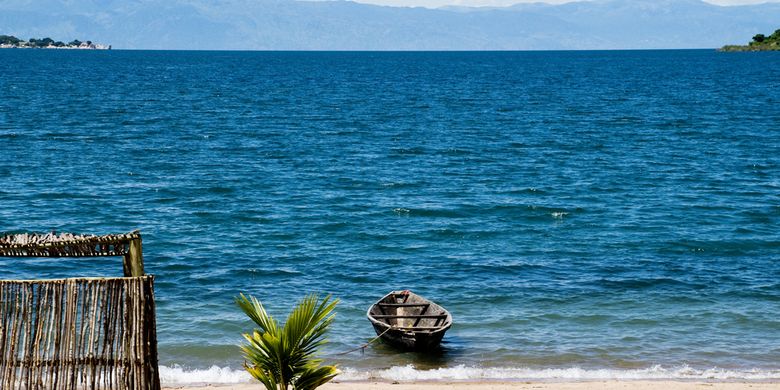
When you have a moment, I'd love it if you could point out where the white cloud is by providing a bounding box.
[706,0,780,3]
[340,0,780,9]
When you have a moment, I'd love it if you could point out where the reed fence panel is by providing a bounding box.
[0,276,160,390]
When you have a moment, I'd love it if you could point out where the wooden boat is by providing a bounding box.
[367,290,452,351]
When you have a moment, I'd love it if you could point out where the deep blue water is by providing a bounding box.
[1,50,779,382]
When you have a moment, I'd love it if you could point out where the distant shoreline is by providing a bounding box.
[0,35,110,50]
[720,28,780,52]
[719,45,779,52]
[0,46,111,50]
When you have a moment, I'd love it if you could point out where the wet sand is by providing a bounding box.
[163,380,780,390]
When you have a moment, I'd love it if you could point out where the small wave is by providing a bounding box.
[241,267,303,277]
[380,181,420,188]
[596,277,705,290]
[390,146,427,156]
[340,365,780,381]
[204,186,236,194]
[160,365,251,385]
[506,187,546,195]
[159,364,780,385]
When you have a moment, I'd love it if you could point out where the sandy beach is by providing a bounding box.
[162,381,780,390]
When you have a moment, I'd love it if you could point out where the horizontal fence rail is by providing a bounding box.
[0,276,160,390]
[0,232,140,258]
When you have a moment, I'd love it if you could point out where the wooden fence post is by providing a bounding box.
[124,237,144,277]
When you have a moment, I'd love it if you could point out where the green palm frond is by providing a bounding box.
[236,293,339,390]
[294,365,339,390]
[237,293,279,334]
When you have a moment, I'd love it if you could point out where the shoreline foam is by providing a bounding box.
[159,365,780,387]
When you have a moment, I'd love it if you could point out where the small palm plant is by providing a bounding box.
[236,293,339,390]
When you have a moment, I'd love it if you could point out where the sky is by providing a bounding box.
[3,0,778,50]
[344,0,780,9]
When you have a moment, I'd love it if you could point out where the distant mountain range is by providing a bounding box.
[1,0,778,50]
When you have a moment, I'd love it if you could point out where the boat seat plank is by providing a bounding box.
[377,303,430,307]
[372,314,447,319]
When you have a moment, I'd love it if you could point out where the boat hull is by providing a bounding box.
[370,322,447,351]
[367,290,452,351]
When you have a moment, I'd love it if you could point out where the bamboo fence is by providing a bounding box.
[0,232,160,390]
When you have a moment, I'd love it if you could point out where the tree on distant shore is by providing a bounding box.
[753,29,780,44]
[0,35,21,44]
[28,37,56,47]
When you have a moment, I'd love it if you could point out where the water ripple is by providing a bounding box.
[0,50,778,373]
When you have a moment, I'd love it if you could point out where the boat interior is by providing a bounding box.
[369,290,450,331]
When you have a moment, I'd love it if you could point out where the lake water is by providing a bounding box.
[1,50,779,384]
